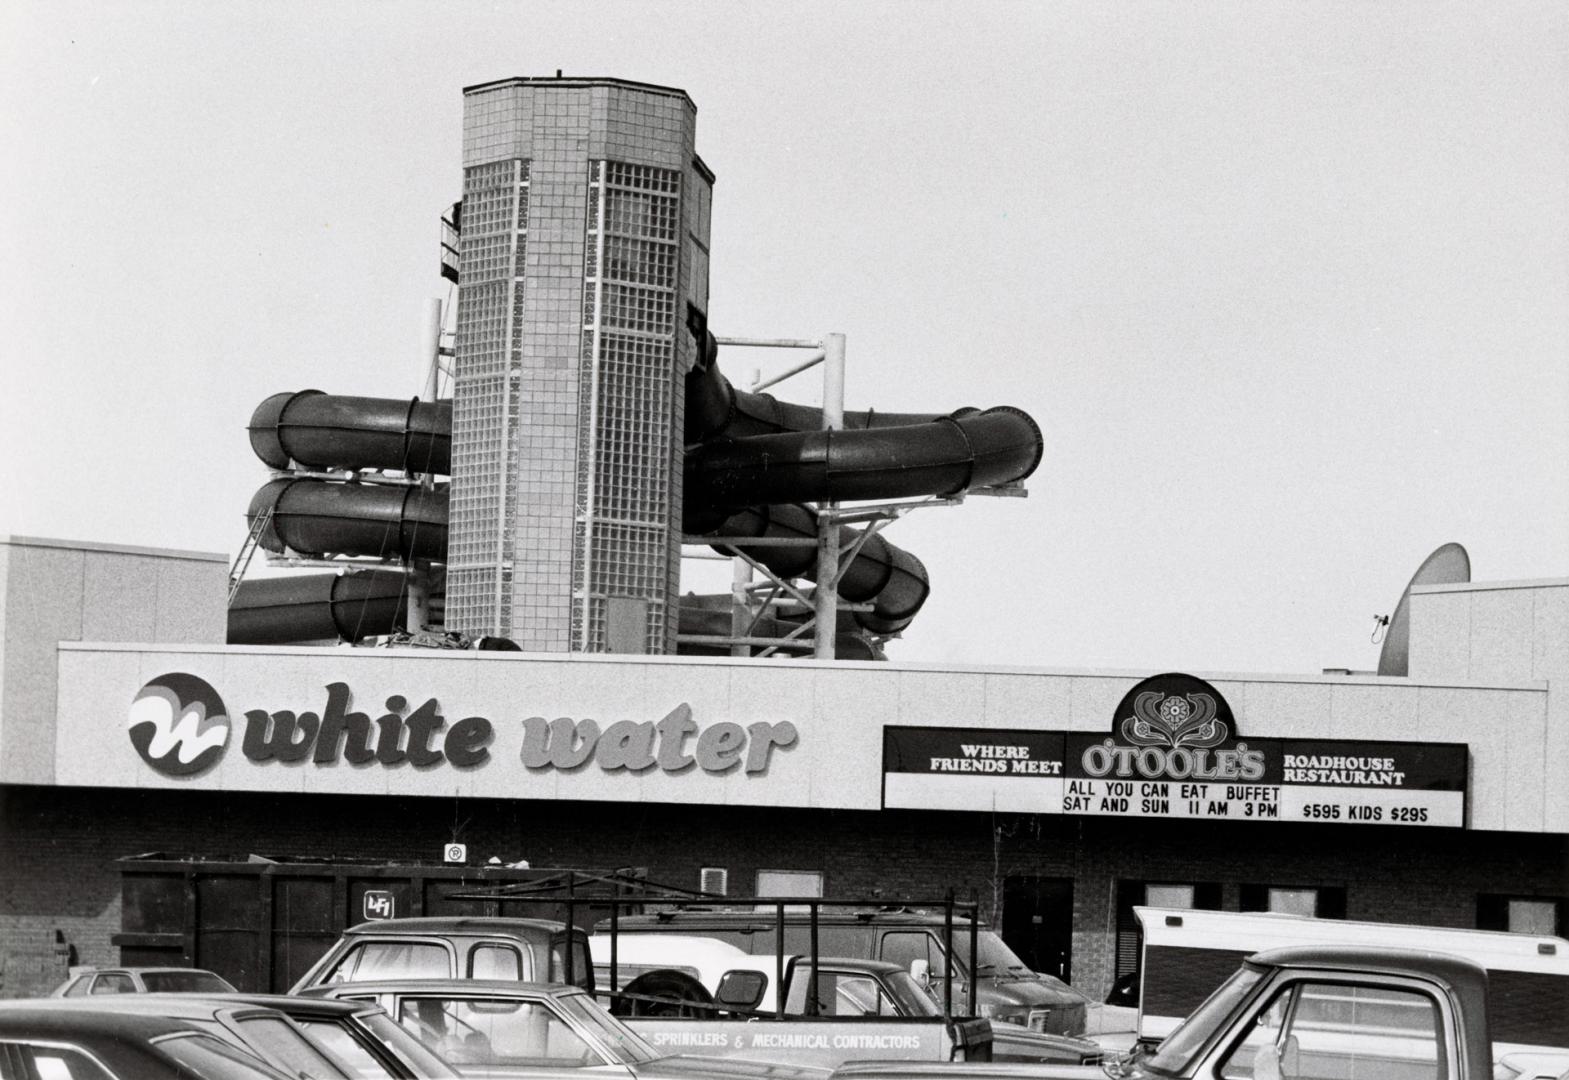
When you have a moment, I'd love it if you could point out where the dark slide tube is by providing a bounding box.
[249,478,447,563]
[250,390,452,475]
[686,406,1044,510]
[229,570,408,644]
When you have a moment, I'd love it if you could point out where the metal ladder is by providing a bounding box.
[227,506,273,606]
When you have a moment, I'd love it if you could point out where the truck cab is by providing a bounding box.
[1120,946,1494,1080]
[290,916,594,995]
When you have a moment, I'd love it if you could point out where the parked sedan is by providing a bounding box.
[3,996,348,1079]
[51,965,237,997]
[0,1005,293,1079]
[304,980,827,1080]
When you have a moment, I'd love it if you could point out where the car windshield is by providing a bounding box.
[154,1032,296,1079]
[554,991,663,1064]
[1142,964,1267,1076]
[971,932,1037,976]
[143,971,237,993]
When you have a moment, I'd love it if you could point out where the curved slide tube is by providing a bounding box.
[250,390,452,476]
[686,406,1043,512]
[229,570,411,645]
[248,478,448,564]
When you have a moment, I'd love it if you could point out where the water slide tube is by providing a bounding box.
[231,338,1042,647]
[249,390,451,475]
[228,569,412,646]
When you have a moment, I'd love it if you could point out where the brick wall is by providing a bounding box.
[2,785,1564,999]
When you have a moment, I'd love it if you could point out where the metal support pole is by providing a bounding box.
[407,298,444,635]
[420,298,443,402]
[814,333,846,659]
[730,556,752,658]
[943,890,955,1015]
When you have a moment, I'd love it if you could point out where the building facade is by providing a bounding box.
[2,535,1565,999]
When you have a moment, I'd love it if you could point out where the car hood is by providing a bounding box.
[986,976,1088,1006]
[639,1053,833,1080]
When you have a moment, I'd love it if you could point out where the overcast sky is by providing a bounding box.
[2,1,1564,676]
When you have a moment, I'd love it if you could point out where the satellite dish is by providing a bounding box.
[1376,543,1470,677]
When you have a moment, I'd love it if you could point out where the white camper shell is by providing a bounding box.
[1134,906,1569,1061]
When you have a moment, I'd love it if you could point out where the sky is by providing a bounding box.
[1,1,1565,677]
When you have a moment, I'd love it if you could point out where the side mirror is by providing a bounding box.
[716,970,767,1011]
[910,958,931,986]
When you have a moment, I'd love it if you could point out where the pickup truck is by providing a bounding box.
[997,945,1541,1080]
[592,935,1101,1068]
[603,908,1091,1037]
[1133,906,1569,1061]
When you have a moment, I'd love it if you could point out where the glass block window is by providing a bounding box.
[575,160,681,652]
[448,158,529,635]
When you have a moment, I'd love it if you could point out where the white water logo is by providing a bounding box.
[128,673,231,776]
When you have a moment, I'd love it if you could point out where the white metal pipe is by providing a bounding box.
[713,336,822,349]
[730,552,752,657]
[420,298,444,402]
[408,299,445,634]
[814,333,847,659]
[751,352,825,392]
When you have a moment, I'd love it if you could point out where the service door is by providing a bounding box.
[1001,876,1074,982]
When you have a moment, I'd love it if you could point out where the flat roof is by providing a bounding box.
[0,534,226,563]
[463,75,695,112]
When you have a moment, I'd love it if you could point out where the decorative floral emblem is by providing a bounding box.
[1120,690,1227,749]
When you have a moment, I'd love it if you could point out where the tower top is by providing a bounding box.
[462,75,696,112]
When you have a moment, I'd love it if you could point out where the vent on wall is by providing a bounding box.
[700,867,728,896]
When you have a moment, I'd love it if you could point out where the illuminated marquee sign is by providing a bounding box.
[882,673,1468,828]
[126,674,798,780]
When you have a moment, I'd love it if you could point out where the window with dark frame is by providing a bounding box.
[1478,893,1566,936]
[1238,884,1347,919]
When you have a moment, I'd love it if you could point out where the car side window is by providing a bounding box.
[89,973,135,995]
[292,1019,395,1080]
[61,976,92,997]
[880,932,945,974]
[328,941,450,982]
[1217,980,1446,1080]
[395,997,601,1068]
[5,1043,116,1080]
[471,945,522,981]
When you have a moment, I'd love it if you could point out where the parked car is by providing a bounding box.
[51,965,237,997]
[0,1004,293,1079]
[291,916,595,994]
[303,978,829,1080]
[4,995,353,1078]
